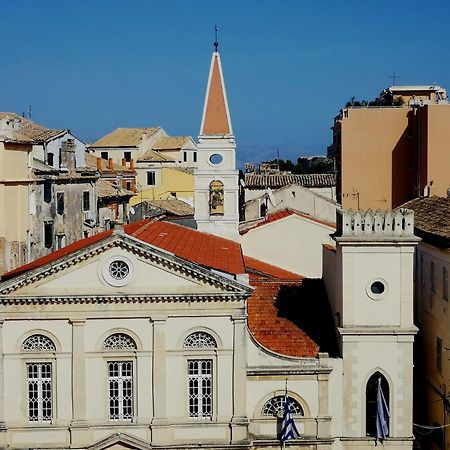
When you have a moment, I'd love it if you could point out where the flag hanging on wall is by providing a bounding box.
[376,377,390,442]
[280,389,300,444]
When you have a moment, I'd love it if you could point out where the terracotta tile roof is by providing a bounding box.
[97,179,134,199]
[247,270,339,358]
[2,230,113,280]
[152,136,191,150]
[129,220,245,275]
[245,173,336,189]
[138,149,176,162]
[240,208,336,235]
[2,220,245,281]
[0,112,64,142]
[89,127,160,147]
[244,255,303,281]
[85,153,135,173]
[400,196,450,247]
[136,199,194,217]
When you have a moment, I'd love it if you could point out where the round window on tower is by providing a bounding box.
[366,278,388,300]
[209,153,224,165]
[100,255,135,287]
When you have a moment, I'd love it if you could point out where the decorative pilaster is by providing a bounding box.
[230,315,249,443]
[151,317,171,443]
[69,319,88,445]
[0,320,6,431]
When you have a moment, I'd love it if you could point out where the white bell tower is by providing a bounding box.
[194,48,239,238]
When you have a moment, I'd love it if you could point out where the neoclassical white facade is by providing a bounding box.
[0,207,418,450]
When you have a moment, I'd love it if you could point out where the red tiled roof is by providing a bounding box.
[244,255,303,281]
[240,209,335,235]
[247,277,320,358]
[2,230,113,280]
[2,220,245,281]
[129,220,245,275]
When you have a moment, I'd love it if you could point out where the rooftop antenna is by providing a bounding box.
[388,70,400,86]
[28,105,32,119]
[213,25,219,52]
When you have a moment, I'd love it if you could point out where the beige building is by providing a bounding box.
[328,85,450,210]
[0,115,98,274]
[400,196,450,450]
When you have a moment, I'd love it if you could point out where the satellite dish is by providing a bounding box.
[129,206,135,215]
[267,187,276,206]
[239,179,246,188]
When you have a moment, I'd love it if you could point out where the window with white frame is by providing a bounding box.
[22,334,56,423]
[184,332,216,419]
[108,361,133,421]
[104,333,136,421]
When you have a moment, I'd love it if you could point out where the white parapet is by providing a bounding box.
[337,208,415,239]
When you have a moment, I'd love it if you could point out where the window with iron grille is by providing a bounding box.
[184,332,217,349]
[108,361,133,421]
[27,363,52,422]
[188,359,212,419]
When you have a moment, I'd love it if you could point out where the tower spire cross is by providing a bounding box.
[214,25,219,52]
[388,70,400,86]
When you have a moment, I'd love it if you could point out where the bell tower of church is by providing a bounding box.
[194,46,239,237]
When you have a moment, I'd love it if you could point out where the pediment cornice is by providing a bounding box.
[0,233,253,297]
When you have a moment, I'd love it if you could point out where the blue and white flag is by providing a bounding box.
[280,390,300,443]
[376,377,390,442]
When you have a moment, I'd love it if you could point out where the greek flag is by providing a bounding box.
[280,390,300,443]
[376,377,390,442]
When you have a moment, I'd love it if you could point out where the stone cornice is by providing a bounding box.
[0,292,248,306]
[0,234,253,297]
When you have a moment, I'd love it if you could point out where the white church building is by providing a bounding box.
[0,47,419,450]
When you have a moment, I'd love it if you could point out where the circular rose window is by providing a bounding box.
[100,255,134,287]
[109,260,130,280]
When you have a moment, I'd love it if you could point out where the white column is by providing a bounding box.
[151,317,171,443]
[230,315,248,443]
[0,320,6,431]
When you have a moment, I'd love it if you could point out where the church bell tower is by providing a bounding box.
[194,43,239,238]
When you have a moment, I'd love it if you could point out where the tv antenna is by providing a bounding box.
[388,70,400,86]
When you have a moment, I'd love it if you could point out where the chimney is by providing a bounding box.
[141,132,148,141]
[130,159,135,171]
[108,158,114,170]
[96,157,102,171]
[121,158,126,167]
[60,139,76,170]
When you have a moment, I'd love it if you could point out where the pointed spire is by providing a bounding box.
[199,52,233,136]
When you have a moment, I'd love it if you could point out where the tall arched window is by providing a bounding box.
[104,333,136,421]
[184,331,217,419]
[366,372,390,437]
[22,334,56,423]
[209,180,224,216]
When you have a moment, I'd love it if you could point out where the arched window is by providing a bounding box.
[184,331,217,349]
[103,333,137,350]
[209,180,224,216]
[184,331,216,419]
[366,372,389,437]
[103,333,136,421]
[262,395,304,417]
[22,334,56,423]
[22,334,56,352]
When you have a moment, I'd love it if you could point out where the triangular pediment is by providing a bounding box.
[88,432,151,450]
[0,233,251,300]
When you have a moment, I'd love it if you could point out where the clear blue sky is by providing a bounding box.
[2,0,450,165]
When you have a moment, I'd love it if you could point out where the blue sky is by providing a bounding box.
[1,0,450,164]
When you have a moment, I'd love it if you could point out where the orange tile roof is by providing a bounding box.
[247,278,320,358]
[244,255,303,281]
[240,209,336,235]
[2,220,245,280]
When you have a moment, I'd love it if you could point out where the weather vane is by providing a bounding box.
[214,25,219,52]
